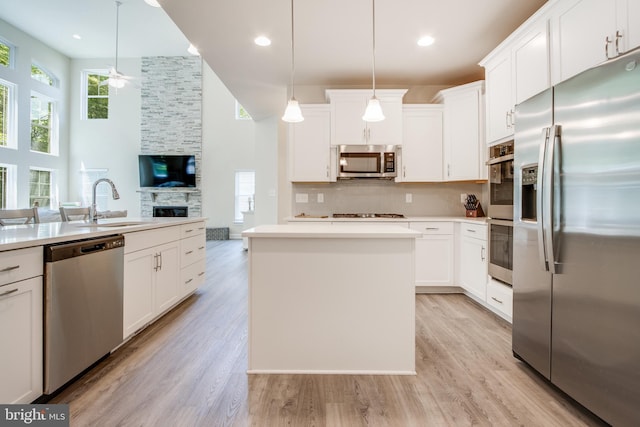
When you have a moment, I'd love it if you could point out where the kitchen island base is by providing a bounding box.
[244,225,418,375]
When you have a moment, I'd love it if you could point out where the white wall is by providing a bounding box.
[0,18,70,208]
[67,58,141,214]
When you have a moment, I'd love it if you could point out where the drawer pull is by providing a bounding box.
[198,271,205,276]
[0,265,20,273]
[467,229,476,233]
[0,288,19,297]
[185,229,194,233]
[491,296,503,305]
[185,278,193,284]
[185,250,194,255]
[198,246,205,250]
[425,227,439,230]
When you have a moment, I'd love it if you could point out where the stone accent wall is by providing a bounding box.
[140,56,202,217]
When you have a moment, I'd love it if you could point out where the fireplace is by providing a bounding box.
[153,206,188,217]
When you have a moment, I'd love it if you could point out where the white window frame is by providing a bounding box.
[0,37,15,69]
[29,167,57,209]
[30,91,59,156]
[234,170,255,223]
[0,78,17,149]
[0,163,17,209]
[81,69,110,120]
[31,61,59,87]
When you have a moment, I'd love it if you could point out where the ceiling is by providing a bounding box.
[0,0,547,120]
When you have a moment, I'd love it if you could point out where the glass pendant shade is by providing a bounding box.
[282,98,304,123]
[108,76,126,89]
[362,97,385,122]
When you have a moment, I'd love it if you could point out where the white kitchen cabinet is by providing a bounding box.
[288,105,334,182]
[459,223,488,301]
[398,105,443,182]
[179,221,206,297]
[123,226,182,339]
[0,246,43,404]
[410,222,454,290]
[551,0,640,84]
[434,81,486,181]
[326,89,406,146]
[486,278,513,321]
[481,17,550,145]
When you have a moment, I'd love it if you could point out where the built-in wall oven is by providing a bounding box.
[486,141,514,285]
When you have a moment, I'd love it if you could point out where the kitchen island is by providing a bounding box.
[243,224,420,375]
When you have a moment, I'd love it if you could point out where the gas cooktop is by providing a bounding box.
[332,213,405,219]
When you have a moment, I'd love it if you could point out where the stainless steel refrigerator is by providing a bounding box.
[513,47,640,426]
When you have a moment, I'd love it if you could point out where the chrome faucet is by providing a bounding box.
[90,178,120,223]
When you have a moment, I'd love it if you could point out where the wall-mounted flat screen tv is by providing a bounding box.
[138,154,196,188]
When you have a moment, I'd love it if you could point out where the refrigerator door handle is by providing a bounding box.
[537,127,550,272]
[543,125,561,274]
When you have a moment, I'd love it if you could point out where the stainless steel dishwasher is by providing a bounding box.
[44,234,125,394]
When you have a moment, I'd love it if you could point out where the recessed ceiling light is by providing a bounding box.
[144,0,162,7]
[417,36,435,47]
[254,36,272,47]
[72,34,82,40]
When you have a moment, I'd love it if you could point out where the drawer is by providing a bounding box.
[0,246,43,286]
[409,221,453,235]
[181,234,206,267]
[486,279,513,318]
[125,226,181,254]
[180,221,206,239]
[461,222,487,240]
[181,258,206,295]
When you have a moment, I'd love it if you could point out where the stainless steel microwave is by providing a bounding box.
[337,145,397,179]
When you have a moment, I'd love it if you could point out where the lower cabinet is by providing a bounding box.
[0,277,43,404]
[486,278,513,320]
[411,222,454,290]
[459,223,488,301]
[123,221,206,340]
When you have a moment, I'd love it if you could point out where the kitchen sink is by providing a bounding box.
[74,221,149,228]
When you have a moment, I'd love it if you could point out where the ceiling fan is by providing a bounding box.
[105,1,135,88]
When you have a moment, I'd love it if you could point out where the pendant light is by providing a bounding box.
[362,0,385,122]
[282,0,304,122]
[108,1,126,89]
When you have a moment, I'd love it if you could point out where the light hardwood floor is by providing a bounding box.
[51,240,606,426]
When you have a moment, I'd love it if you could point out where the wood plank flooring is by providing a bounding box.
[51,240,606,426]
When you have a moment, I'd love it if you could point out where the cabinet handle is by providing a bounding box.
[467,229,476,233]
[198,246,205,250]
[615,30,623,55]
[185,229,193,233]
[185,278,193,284]
[605,35,613,59]
[198,271,205,277]
[447,164,450,177]
[510,109,515,127]
[185,250,194,255]
[425,227,439,230]
[403,166,406,178]
[158,253,163,271]
[481,246,486,261]
[505,110,510,128]
[326,165,329,178]
[0,265,20,273]
[0,288,19,297]
[491,296,503,305]
[153,253,159,271]
[362,128,366,142]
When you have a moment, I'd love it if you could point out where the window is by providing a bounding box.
[29,168,53,208]
[235,100,252,120]
[80,169,109,211]
[234,170,255,222]
[83,71,109,119]
[31,93,56,154]
[0,163,16,209]
[0,165,6,209]
[31,63,57,87]
[0,79,16,148]
[0,39,12,68]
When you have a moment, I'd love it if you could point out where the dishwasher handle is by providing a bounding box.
[45,235,125,263]
[80,242,107,254]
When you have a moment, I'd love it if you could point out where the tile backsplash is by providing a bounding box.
[292,180,487,217]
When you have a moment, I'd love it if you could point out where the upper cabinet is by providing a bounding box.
[481,17,550,145]
[398,105,443,182]
[434,81,486,181]
[551,0,640,83]
[288,105,335,182]
[326,89,407,146]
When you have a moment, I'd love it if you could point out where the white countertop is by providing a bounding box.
[287,216,487,224]
[243,224,421,238]
[0,217,205,251]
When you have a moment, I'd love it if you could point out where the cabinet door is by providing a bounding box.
[513,20,550,104]
[0,277,43,404]
[331,93,368,145]
[289,105,332,182]
[415,235,454,286]
[154,242,180,315]
[123,249,155,338]
[620,0,640,53]
[552,0,616,83]
[460,237,488,301]
[444,88,482,180]
[367,94,404,146]
[400,106,443,182]
[485,52,513,144]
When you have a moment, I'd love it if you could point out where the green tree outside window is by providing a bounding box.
[87,73,109,119]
